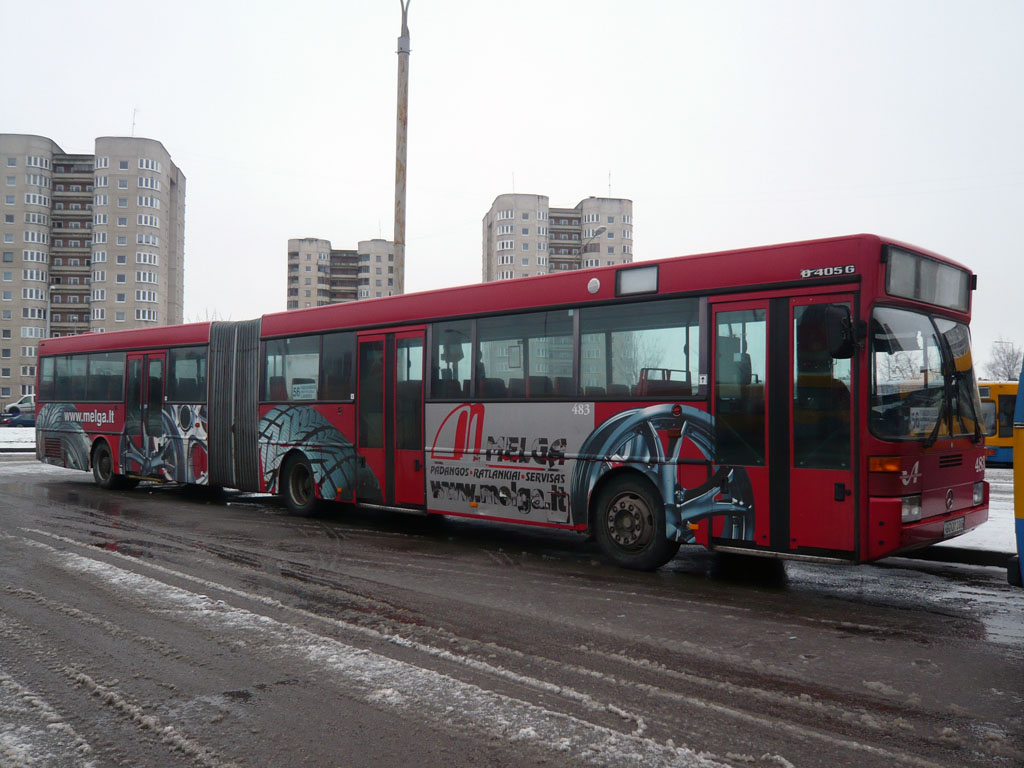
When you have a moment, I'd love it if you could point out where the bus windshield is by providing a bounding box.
[869,306,983,443]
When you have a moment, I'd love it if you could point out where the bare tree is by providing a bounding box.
[983,337,1023,381]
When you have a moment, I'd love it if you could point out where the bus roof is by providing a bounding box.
[37,233,971,355]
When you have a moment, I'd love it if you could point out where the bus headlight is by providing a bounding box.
[973,482,984,506]
[901,494,922,523]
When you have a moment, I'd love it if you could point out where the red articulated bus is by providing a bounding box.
[35,234,989,570]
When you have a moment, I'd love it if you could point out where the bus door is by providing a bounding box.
[357,328,426,507]
[124,351,167,478]
[710,294,856,557]
[788,294,855,554]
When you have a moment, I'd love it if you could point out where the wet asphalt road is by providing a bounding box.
[0,455,1021,768]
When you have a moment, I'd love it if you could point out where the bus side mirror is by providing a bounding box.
[825,304,856,359]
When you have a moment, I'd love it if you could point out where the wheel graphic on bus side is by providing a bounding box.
[258,405,369,507]
[119,409,185,482]
[571,403,755,569]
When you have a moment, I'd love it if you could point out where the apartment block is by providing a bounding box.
[0,134,185,402]
[287,237,403,310]
[482,194,633,282]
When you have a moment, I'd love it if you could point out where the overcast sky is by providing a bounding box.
[2,0,1022,371]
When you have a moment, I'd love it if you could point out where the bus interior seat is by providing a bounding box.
[107,376,124,401]
[584,385,606,397]
[482,378,508,398]
[607,384,629,398]
[176,378,200,401]
[396,380,421,407]
[269,376,287,401]
[323,375,347,400]
[716,336,741,386]
[434,377,460,399]
[737,341,752,386]
[528,376,553,397]
[644,379,691,397]
[554,376,575,397]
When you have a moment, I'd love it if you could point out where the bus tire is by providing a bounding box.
[282,453,319,516]
[92,441,136,490]
[593,475,680,571]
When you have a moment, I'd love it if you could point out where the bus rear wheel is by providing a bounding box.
[593,476,680,571]
[92,442,137,490]
[282,454,319,516]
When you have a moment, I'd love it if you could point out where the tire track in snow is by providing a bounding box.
[19,529,727,768]
[0,665,96,768]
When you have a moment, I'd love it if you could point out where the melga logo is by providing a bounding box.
[62,409,116,426]
[900,460,921,487]
[430,404,484,461]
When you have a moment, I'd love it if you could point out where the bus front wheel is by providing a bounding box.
[282,454,319,516]
[593,476,680,571]
[92,442,137,490]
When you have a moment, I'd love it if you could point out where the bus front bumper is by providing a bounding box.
[866,497,989,561]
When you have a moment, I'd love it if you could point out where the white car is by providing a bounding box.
[3,394,35,415]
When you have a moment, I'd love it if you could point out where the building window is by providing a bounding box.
[119,160,129,170]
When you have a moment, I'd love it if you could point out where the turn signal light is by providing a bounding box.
[869,456,902,473]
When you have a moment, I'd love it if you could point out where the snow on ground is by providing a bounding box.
[1,429,1016,553]
[941,467,1016,554]
[0,428,34,450]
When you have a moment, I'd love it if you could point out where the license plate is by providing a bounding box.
[943,517,965,537]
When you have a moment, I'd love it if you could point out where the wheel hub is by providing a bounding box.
[608,494,651,548]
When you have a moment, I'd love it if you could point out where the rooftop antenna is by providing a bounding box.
[512,172,516,193]
[608,170,612,197]
[131,107,138,137]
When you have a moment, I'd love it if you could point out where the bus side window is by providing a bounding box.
[263,336,320,401]
[38,356,56,401]
[321,332,356,401]
[167,346,208,403]
[431,321,471,399]
[580,297,700,399]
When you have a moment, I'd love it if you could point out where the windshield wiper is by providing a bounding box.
[923,385,948,449]
[953,370,983,444]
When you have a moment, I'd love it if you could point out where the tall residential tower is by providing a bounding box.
[0,134,185,402]
[287,237,403,310]
[482,194,633,282]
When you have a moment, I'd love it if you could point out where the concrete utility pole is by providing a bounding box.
[394,0,411,294]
